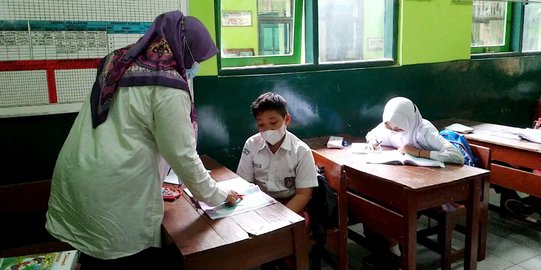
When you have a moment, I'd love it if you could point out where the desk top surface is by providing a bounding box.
[162,155,304,257]
[304,136,489,190]
[433,118,541,154]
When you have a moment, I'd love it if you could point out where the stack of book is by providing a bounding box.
[0,250,79,270]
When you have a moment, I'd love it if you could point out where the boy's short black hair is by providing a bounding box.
[251,92,288,118]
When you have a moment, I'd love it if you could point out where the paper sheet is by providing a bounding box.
[196,177,276,220]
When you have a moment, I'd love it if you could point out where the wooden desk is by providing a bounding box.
[161,155,309,270]
[434,119,541,230]
[434,119,541,198]
[304,136,489,270]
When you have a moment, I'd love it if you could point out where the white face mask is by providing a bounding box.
[260,123,286,145]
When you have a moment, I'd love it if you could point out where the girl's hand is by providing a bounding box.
[368,139,382,151]
[535,117,541,129]
[398,145,419,156]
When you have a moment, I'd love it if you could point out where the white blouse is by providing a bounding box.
[46,86,227,259]
[366,119,464,164]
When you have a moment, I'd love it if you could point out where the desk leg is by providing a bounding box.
[293,222,309,270]
[403,202,418,270]
[478,176,490,261]
[465,178,481,270]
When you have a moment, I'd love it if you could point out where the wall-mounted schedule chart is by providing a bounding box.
[0,0,185,117]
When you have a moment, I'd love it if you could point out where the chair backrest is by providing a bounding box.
[311,150,348,270]
[469,143,491,170]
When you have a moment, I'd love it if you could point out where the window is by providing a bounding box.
[220,0,302,68]
[471,1,511,53]
[218,0,396,70]
[471,1,541,55]
[522,3,541,52]
[318,0,388,63]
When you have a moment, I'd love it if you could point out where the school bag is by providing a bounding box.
[439,129,478,166]
[306,167,339,245]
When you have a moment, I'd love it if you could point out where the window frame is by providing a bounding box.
[471,2,541,59]
[215,0,398,76]
[470,2,513,54]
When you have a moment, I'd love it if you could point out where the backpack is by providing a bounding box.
[439,129,478,167]
[306,167,338,245]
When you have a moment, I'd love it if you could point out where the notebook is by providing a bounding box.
[365,150,445,168]
[444,123,474,134]
[193,177,276,220]
[515,128,541,144]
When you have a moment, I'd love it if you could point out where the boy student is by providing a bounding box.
[236,92,318,217]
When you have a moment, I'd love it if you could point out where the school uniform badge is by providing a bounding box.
[284,177,296,188]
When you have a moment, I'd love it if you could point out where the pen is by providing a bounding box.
[373,140,382,151]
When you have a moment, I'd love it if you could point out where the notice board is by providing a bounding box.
[0,0,187,117]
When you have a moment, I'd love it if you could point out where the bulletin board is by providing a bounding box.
[0,0,187,117]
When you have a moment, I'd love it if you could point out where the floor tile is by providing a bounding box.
[505,265,529,270]
[317,191,541,270]
[517,254,541,270]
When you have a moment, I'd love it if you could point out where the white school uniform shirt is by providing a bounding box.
[236,131,318,199]
[366,120,464,164]
[366,97,463,164]
[45,86,227,260]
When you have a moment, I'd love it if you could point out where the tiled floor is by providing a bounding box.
[321,189,541,270]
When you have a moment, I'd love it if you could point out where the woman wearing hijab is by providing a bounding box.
[45,11,239,268]
[362,97,464,269]
[366,96,464,164]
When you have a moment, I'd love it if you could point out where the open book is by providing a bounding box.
[515,128,541,144]
[365,150,445,167]
[194,177,276,220]
[0,250,79,270]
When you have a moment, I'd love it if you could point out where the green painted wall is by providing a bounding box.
[192,56,541,169]
[399,0,472,65]
[190,0,219,76]
[2,1,541,184]
[197,0,475,67]
[220,0,259,55]
[2,56,540,184]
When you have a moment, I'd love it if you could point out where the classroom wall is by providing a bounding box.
[1,0,541,184]
[3,55,540,184]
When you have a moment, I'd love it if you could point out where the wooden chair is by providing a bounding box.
[417,143,491,270]
[310,150,348,270]
[0,180,72,257]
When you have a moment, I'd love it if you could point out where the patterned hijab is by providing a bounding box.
[90,10,218,128]
[382,97,429,149]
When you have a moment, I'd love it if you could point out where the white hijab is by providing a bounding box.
[382,97,431,149]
